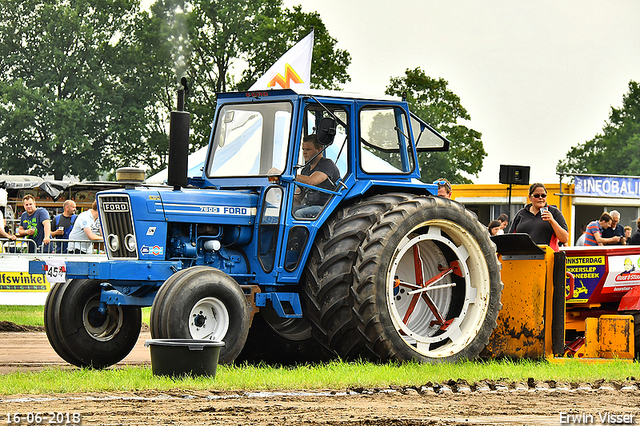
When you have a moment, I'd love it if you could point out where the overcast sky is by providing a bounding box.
[282,0,640,184]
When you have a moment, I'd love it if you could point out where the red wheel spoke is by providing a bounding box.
[421,291,445,325]
[402,294,420,324]
[403,245,424,325]
[403,246,457,327]
[409,247,459,326]
[423,267,453,287]
[412,245,424,286]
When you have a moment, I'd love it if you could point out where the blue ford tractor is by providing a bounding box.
[33,85,502,367]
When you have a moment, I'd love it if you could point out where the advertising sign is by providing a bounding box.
[566,252,640,303]
[601,255,640,295]
[0,271,50,292]
[574,175,640,198]
[566,255,606,303]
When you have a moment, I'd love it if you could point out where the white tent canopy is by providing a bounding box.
[146,146,209,184]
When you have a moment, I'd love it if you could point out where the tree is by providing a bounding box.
[558,81,640,176]
[385,67,486,184]
[0,0,158,180]
[0,0,351,180]
[117,0,189,177]
[183,0,351,148]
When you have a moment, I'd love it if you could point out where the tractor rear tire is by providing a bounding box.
[150,266,250,364]
[303,193,501,363]
[302,194,419,359]
[44,279,142,369]
[353,195,502,362]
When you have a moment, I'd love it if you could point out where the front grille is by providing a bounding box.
[98,194,138,259]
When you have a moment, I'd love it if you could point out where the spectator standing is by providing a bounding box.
[508,183,568,250]
[67,201,103,254]
[50,200,77,253]
[4,204,14,229]
[601,210,625,245]
[17,194,51,253]
[575,224,587,246]
[0,208,16,242]
[628,218,640,245]
[496,214,508,235]
[584,213,620,246]
[433,178,452,199]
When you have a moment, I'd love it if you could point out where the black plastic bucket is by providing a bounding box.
[144,339,225,378]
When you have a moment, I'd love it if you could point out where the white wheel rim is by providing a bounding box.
[188,297,230,341]
[387,220,491,358]
[82,297,123,342]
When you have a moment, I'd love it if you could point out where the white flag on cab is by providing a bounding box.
[249,30,314,91]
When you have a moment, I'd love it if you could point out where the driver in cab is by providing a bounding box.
[295,134,340,207]
[269,134,340,218]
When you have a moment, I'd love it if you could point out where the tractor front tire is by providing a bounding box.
[44,279,142,369]
[150,266,250,364]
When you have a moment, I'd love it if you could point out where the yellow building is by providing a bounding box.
[451,180,640,246]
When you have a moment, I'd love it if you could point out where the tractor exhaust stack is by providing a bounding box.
[167,78,190,190]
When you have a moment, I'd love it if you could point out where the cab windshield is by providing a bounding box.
[206,102,292,177]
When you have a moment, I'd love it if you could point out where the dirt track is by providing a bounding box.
[0,330,151,374]
[2,330,640,425]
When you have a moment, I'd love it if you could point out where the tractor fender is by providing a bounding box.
[618,286,640,311]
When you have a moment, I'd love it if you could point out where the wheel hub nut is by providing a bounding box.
[193,312,206,328]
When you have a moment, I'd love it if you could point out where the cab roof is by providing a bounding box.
[218,88,401,103]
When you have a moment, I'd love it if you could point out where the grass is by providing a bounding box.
[0,305,45,327]
[0,305,151,328]
[0,359,639,396]
[1,306,639,396]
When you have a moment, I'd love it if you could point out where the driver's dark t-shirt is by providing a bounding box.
[300,157,340,206]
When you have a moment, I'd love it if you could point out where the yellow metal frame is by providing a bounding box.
[484,246,556,358]
[548,315,635,363]
[574,315,635,359]
[486,245,636,362]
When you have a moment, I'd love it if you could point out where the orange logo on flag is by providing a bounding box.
[268,64,304,89]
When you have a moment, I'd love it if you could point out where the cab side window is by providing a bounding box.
[291,106,348,220]
[359,106,414,174]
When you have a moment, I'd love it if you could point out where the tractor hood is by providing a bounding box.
[156,188,259,226]
[96,186,259,261]
[99,186,259,227]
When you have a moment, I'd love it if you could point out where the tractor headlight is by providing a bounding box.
[107,234,119,252]
[125,234,136,252]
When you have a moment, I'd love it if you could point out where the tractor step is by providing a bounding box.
[255,292,303,318]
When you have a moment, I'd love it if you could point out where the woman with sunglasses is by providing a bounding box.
[508,183,569,250]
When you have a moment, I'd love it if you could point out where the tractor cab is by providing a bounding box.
[190,90,450,284]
